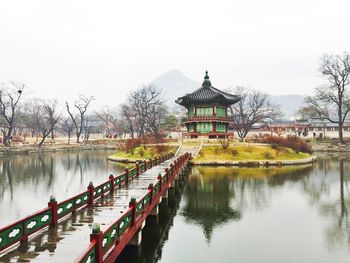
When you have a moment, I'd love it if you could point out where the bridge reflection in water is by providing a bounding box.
[0,152,190,262]
[1,155,350,263]
[118,165,189,263]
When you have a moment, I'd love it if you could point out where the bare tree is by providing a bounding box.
[301,53,350,143]
[61,117,75,144]
[25,99,60,147]
[121,85,167,140]
[145,104,168,137]
[95,106,114,135]
[0,81,24,146]
[95,106,126,137]
[44,99,59,140]
[121,104,135,138]
[227,87,281,141]
[111,118,127,138]
[65,95,93,143]
[83,115,92,142]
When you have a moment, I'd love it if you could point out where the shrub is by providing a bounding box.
[219,138,231,149]
[275,145,287,156]
[123,138,141,152]
[155,144,168,154]
[231,149,238,156]
[262,150,273,159]
[260,136,312,154]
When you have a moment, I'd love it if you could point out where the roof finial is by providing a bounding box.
[203,70,211,86]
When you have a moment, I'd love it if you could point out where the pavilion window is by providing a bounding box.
[197,122,213,133]
[216,107,226,117]
[196,107,213,116]
[188,107,195,117]
[217,123,226,132]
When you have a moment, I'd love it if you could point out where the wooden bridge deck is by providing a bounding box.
[0,155,189,263]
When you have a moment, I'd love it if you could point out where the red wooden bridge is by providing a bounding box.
[0,152,191,262]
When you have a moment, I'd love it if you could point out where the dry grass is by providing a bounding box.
[195,145,311,161]
[112,146,176,160]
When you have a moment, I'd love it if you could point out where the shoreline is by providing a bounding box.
[0,143,118,156]
[108,156,142,163]
[189,155,317,166]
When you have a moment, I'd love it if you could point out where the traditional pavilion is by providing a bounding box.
[175,71,240,139]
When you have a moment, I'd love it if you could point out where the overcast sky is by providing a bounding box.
[1,0,350,109]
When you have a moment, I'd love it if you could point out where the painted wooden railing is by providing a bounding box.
[75,153,191,263]
[0,152,174,254]
[182,115,232,122]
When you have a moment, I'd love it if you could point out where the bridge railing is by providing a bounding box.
[0,152,175,254]
[75,152,191,263]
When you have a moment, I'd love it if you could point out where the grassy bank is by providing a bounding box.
[110,145,176,161]
[195,145,311,162]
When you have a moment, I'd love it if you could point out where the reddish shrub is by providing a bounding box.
[260,136,313,154]
[122,138,141,152]
[231,149,238,156]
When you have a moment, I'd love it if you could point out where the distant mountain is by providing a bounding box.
[152,69,199,107]
[152,69,306,118]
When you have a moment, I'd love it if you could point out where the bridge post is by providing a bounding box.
[174,160,177,174]
[109,174,115,192]
[164,168,168,182]
[136,162,140,176]
[129,197,137,226]
[87,182,94,206]
[157,173,162,191]
[169,165,174,181]
[148,183,154,201]
[125,168,129,185]
[48,195,58,226]
[90,223,103,263]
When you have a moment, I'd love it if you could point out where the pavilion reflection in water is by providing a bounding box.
[181,165,314,242]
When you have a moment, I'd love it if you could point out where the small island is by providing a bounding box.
[108,144,176,163]
[191,143,316,166]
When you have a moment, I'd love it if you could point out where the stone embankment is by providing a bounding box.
[190,156,317,166]
[0,143,118,156]
[312,143,350,152]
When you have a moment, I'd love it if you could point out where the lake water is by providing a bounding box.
[0,151,349,262]
[0,150,125,226]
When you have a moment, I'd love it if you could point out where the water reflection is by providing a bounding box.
[157,161,349,263]
[302,157,350,250]
[0,150,125,226]
[1,153,350,262]
[182,169,241,242]
[181,165,314,243]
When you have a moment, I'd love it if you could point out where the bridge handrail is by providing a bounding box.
[0,206,52,252]
[74,239,97,263]
[74,152,190,263]
[0,152,175,254]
